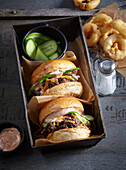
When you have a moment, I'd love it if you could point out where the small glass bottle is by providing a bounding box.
[95,59,116,96]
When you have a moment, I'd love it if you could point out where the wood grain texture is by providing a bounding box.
[0,8,100,18]
[0,2,126,170]
[0,0,124,10]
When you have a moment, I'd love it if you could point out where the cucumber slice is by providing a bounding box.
[39,40,58,56]
[25,32,51,45]
[57,45,62,55]
[25,39,37,59]
[35,46,49,61]
[49,52,59,60]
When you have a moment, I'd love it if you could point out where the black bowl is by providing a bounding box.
[0,122,24,154]
[22,25,67,61]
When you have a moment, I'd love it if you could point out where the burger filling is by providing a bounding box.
[41,110,94,138]
[29,68,80,96]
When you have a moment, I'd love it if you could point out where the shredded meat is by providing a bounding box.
[42,114,80,138]
[58,78,70,83]
[31,70,78,96]
[31,89,41,96]
[31,81,45,96]
[48,80,59,88]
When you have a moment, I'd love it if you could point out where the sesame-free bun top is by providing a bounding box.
[31,59,77,85]
[39,97,84,125]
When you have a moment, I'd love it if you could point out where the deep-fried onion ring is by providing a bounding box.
[73,0,100,10]
[89,14,113,28]
[83,23,101,47]
[103,34,126,60]
[112,19,126,38]
[99,25,119,46]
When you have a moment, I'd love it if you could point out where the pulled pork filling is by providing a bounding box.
[41,113,91,138]
[30,69,80,96]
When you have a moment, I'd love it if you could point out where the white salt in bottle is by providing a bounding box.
[96,59,116,96]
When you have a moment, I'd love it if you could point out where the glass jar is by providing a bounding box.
[96,59,116,96]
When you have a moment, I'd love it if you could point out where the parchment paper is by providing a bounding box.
[87,3,126,77]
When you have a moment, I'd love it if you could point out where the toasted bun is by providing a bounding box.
[31,59,77,85]
[46,127,91,141]
[39,97,84,125]
[43,81,83,97]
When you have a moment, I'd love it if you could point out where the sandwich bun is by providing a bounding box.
[46,127,91,141]
[31,59,77,85]
[39,97,84,125]
[42,81,83,98]
[39,97,91,142]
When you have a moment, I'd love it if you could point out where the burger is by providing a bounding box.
[29,59,83,97]
[39,97,94,142]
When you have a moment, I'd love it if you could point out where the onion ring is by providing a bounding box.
[89,14,113,28]
[73,0,100,10]
[112,19,126,38]
[103,34,126,60]
[99,25,119,46]
[83,22,101,47]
